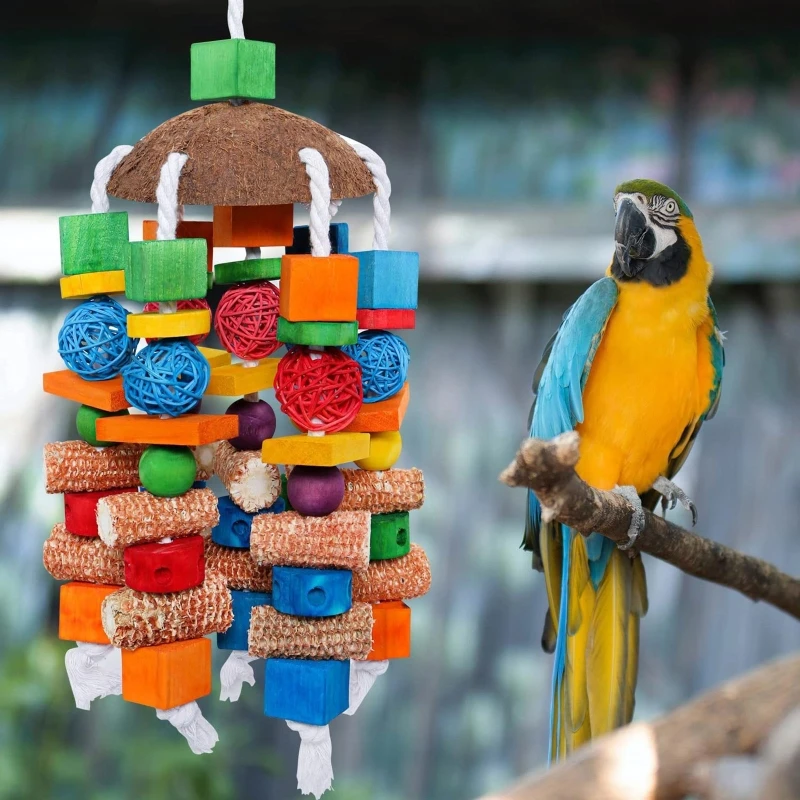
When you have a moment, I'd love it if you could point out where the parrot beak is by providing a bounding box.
[614,197,655,276]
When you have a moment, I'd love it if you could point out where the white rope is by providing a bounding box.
[227,0,245,38]
[344,659,388,715]
[156,702,219,754]
[298,148,332,257]
[286,721,334,799]
[90,145,133,213]
[339,135,391,250]
[219,651,258,702]
[156,152,189,241]
[64,643,122,710]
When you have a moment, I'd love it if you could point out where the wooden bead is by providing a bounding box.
[60,270,126,300]
[59,212,129,276]
[75,404,129,447]
[276,318,358,347]
[211,494,285,549]
[264,659,350,725]
[96,413,238,447]
[138,445,197,497]
[272,566,353,617]
[343,383,409,433]
[370,512,411,560]
[217,589,272,651]
[368,601,411,661]
[356,308,416,330]
[279,254,359,322]
[286,223,349,255]
[127,308,211,340]
[143,220,214,271]
[127,240,207,303]
[213,204,293,247]
[355,430,403,470]
[43,370,129,412]
[354,250,419,309]
[215,257,282,285]
[64,488,137,537]
[121,638,212,709]
[197,346,232,369]
[59,582,118,644]
[261,433,370,467]
[190,39,276,102]
[205,359,279,396]
[123,535,205,593]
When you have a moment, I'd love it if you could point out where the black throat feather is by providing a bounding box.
[611,229,691,286]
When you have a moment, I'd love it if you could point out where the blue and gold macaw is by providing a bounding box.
[524,179,724,761]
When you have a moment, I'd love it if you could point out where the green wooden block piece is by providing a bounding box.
[127,239,208,303]
[139,445,197,497]
[59,212,130,276]
[277,318,359,347]
[191,39,276,102]
[215,257,282,285]
[280,472,293,511]
[75,404,129,447]
[370,512,411,560]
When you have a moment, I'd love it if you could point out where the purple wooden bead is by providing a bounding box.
[226,398,277,450]
[287,466,345,517]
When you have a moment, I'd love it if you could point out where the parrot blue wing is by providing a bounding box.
[704,298,725,421]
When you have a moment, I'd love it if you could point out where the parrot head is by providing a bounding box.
[611,179,703,286]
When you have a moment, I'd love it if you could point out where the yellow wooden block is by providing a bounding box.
[127,309,211,339]
[205,358,280,396]
[60,270,125,300]
[262,433,370,467]
[355,431,402,470]
[197,347,232,369]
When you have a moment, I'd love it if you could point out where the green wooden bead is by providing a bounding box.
[139,445,197,497]
[127,240,208,303]
[190,39,276,102]
[59,212,130,276]
[75,404,129,447]
[215,257,282,285]
[277,318,358,347]
[370,512,411,560]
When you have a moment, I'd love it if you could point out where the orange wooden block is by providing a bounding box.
[96,414,238,446]
[344,383,410,433]
[143,220,214,271]
[213,205,294,247]
[43,370,129,412]
[58,582,118,644]
[368,601,411,661]
[121,638,212,709]
[280,254,359,322]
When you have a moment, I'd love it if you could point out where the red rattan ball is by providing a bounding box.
[214,281,281,361]
[142,299,211,346]
[273,347,363,433]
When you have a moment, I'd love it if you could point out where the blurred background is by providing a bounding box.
[2,1,800,798]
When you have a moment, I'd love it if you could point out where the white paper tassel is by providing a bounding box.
[220,650,258,702]
[286,720,334,799]
[64,642,122,710]
[156,702,219,754]
[344,659,388,715]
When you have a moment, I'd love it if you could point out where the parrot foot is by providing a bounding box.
[652,476,698,526]
[613,485,645,551]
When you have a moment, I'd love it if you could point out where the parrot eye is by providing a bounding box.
[665,199,678,214]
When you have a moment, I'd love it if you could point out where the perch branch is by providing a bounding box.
[479,653,800,800]
[500,432,800,621]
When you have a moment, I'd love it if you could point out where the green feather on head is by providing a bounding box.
[614,179,693,219]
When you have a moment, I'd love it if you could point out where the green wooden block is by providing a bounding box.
[277,318,359,347]
[370,512,411,560]
[191,39,276,102]
[59,212,130,276]
[75,404,129,447]
[127,240,208,303]
[215,257,282,285]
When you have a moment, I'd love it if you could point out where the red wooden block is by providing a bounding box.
[64,488,138,537]
[123,535,205,593]
[356,309,416,330]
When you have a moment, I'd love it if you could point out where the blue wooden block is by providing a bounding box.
[272,567,353,618]
[286,223,349,255]
[264,659,350,725]
[192,480,207,489]
[211,495,285,549]
[354,250,419,309]
[217,589,272,651]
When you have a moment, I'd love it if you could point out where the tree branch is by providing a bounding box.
[500,432,800,621]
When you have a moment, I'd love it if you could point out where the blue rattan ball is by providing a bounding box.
[57,295,138,380]
[122,339,210,417]
[342,330,409,403]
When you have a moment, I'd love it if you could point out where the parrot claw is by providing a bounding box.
[653,476,698,526]
[612,485,645,551]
